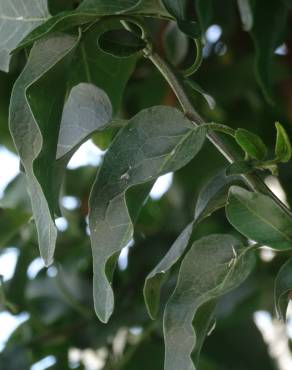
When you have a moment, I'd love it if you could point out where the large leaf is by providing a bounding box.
[88,106,206,322]
[0,0,50,72]
[250,0,288,103]
[9,33,80,266]
[274,257,292,320]
[144,169,242,320]
[163,234,255,370]
[69,22,136,113]
[226,186,292,250]
[15,0,170,51]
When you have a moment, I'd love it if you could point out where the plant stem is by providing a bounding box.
[147,50,292,215]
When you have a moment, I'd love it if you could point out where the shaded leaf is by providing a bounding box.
[225,160,254,176]
[226,186,292,250]
[89,106,206,322]
[235,128,267,160]
[250,0,288,103]
[69,21,137,113]
[186,79,216,109]
[195,170,243,222]
[15,0,170,51]
[274,257,292,320]
[98,29,146,58]
[0,208,30,248]
[195,0,214,32]
[0,0,50,72]
[9,33,80,266]
[275,121,291,163]
[144,223,194,319]
[164,234,255,370]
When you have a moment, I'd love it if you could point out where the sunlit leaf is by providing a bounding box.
[275,122,291,163]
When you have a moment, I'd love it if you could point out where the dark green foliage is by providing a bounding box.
[1,1,292,369]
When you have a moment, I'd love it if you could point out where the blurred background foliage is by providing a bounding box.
[1,0,292,369]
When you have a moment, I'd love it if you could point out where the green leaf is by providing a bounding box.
[68,22,137,114]
[275,122,292,163]
[0,208,30,248]
[143,169,241,320]
[98,29,146,58]
[0,0,50,72]
[226,186,292,250]
[274,258,292,321]
[15,1,171,52]
[88,106,206,322]
[56,83,112,159]
[164,234,255,370]
[163,21,188,66]
[9,33,80,266]
[144,223,194,319]
[235,128,267,160]
[250,0,288,103]
[195,170,243,223]
[186,79,216,109]
[195,0,214,32]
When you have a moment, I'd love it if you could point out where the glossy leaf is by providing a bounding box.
[9,33,80,266]
[226,186,292,250]
[89,106,206,322]
[0,0,49,72]
[164,234,255,370]
[235,128,267,160]
[250,0,288,103]
[98,29,146,58]
[274,257,292,320]
[275,122,291,163]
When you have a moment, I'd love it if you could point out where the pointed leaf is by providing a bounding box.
[89,106,206,322]
[9,33,80,266]
[0,0,50,71]
[235,128,267,160]
[98,29,146,58]
[164,234,255,370]
[226,186,292,250]
[275,122,291,163]
[274,257,292,320]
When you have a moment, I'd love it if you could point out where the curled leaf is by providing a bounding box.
[275,122,291,163]
[274,257,292,320]
[88,106,206,322]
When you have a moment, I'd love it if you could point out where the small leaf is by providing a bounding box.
[275,122,292,163]
[195,170,243,222]
[0,0,50,72]
[226,186,292,250]
[98,29,146,58]
[164,234,255,370]
[274,258,292,321]
[235,128,267,160]
[185,79,216,109]
[89,106,206,322]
